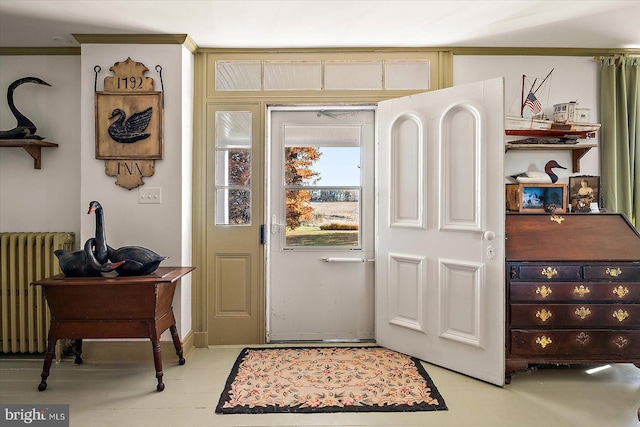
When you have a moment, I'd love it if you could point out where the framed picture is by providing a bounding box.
[569,175,600,212]
[506,183,567,213]
[95,92,163,160]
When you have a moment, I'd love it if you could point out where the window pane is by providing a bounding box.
[216,150,251,185]
[264,61,322,90]
[324,61,383,90]
[385,60,430,90]
[216,189,251,225]
[216,61,262,91]
[284,146,360,186]
[216,111,252,148]
[285,189,360,247]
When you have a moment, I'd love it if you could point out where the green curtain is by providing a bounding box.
[600,56,639,227]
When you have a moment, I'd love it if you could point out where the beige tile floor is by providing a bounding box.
[1,345,639,427]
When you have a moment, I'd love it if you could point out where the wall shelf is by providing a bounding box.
[0,139,58,169]
[505,143,596,173]
[505,128,598,173]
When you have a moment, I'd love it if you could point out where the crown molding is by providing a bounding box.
[0,47,80,55]
[449,46,640,56]
[72,34,198,53]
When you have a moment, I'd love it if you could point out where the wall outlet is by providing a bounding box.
[139,187,162,204]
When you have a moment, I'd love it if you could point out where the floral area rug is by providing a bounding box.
[216,346,447,414]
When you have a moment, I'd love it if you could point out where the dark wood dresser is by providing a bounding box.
[505,213,640,383]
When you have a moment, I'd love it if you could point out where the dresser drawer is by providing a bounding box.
[510,304,640,327]
[513,264,581,281]
[583,264,640,281]
[509,281,640,302]
[510,329,640,357]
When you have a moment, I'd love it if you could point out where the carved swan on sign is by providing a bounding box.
[107,107,152,143]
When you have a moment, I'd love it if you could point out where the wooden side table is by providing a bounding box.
[32,266,194,392]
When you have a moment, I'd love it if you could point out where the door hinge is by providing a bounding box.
[260,224,265,245]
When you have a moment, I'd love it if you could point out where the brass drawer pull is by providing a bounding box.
[536,309,553,322]
[573,285,590,297]
[575,307,591,320]
[613,309,629,322]
[613,336,629,349]
[541,267,558,279]
[606,267,622,277]
[613,286,629,298]
[535,336,552,348]
[575,332,590,345]
[536,285,552,298]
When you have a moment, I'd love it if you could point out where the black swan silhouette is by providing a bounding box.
[107,107,152,143]
[88,200,168,276]
[0,77,50,140]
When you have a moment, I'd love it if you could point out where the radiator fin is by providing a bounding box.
[0,232,75,353]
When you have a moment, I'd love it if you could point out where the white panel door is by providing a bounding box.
[376,78,505,385]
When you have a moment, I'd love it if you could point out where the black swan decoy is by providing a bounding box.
[88,200,168,276]
[54,239,124,277]
[107,107,152,143]
[107,245,169,276]
[0,77,51,140]
[88,200,109,264]
[83,238,126,274]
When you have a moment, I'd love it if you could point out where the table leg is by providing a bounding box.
[74,339,83,364]
[170,324,185,365]
[150,335,164,392]
[38,328,57,391]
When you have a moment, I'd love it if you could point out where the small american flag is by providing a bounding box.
[524,92,542,115]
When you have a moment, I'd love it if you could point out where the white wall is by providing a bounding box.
[79,44,193,337]
[0,55,81,235]
[453,56,600,183]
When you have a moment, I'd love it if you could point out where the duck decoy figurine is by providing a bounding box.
[510,160,566,184]
[107,107,152,143]
[0,77,51,140]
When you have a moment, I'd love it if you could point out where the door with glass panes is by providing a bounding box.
[207,103,264,344]
[267,107,375,342]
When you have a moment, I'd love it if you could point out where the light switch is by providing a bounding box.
[139,187,161,204]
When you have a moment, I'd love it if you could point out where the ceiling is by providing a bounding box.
[0,0,639,49]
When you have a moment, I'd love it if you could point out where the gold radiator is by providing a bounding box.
[0,232,75,353]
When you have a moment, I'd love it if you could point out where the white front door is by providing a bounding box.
[376,78,506,385]
[268,107,375,342]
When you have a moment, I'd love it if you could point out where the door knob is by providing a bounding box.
[483,231,496,241]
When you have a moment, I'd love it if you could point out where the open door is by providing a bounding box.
[376,78,505,385]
